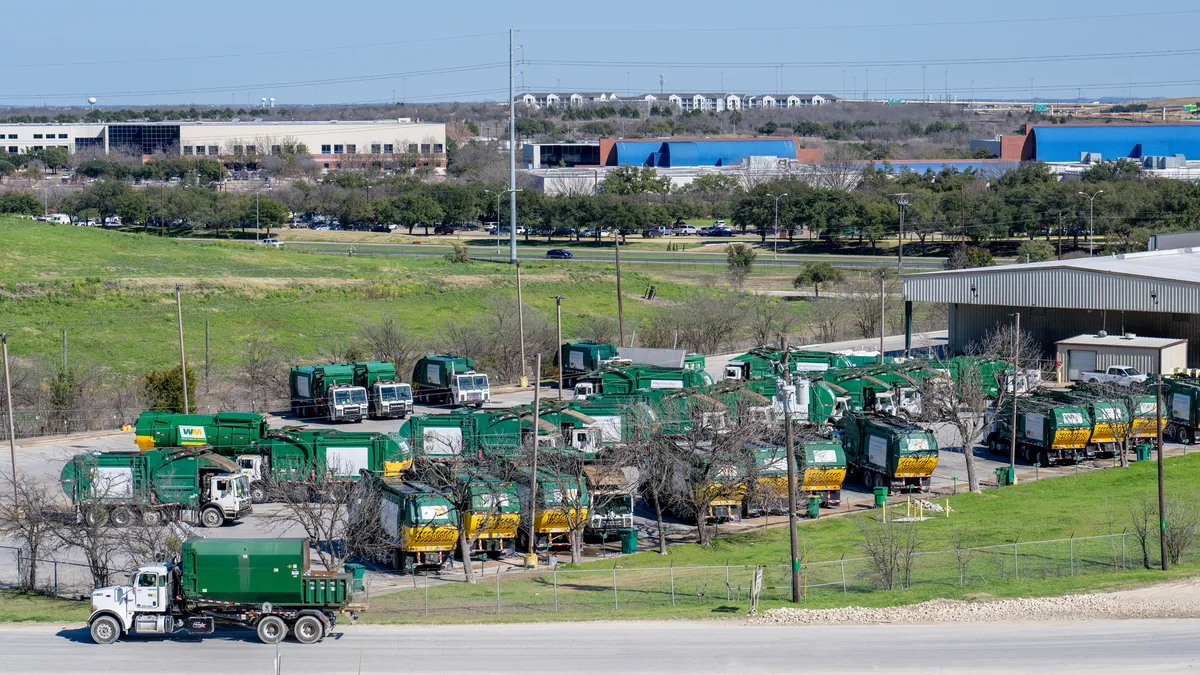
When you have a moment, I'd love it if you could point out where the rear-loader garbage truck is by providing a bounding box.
[290,363,368,422]
[840,411,939,494]
[60,448,251,528]
[412,354,491,407]
[86,537,360,645]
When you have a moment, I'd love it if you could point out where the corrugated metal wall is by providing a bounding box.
[947,304,1200,366]
[907,269,1200,314]
[1054,345,1158,380]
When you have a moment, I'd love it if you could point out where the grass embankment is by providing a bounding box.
[0,219,702,374]
[0,591,89,623]
[361,453,1200,623]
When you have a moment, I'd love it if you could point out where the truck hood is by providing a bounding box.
[91,583,132,604]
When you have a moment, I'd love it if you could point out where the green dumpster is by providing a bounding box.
[1134,443,1153,462]
[343,563,366,592]
[995,466,1015,486]
[619,528,638,554]
[806,495,821,519]
[872,486,888,508]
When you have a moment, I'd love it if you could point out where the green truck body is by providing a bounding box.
[412,354,491,407]
[86,537,356,645]
[819,369,896,414]
[840,412,938,493]
[398,404,602,460]
[743,439,848,514]
[515,469,591,550]
[244,429,412,496]
[987,400,1093,466]
[60,448,251,528]
[945,356,1010,399]
[559,341,621,384]
[573,363,710,399]
[290,363,368,422]
[1049,391,1130,456]
[353,361,413,419]
[371,477,459,573]
[134,411,268,455]
[1166,378,1200,443]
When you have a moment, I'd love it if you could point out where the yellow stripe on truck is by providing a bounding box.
[894,456,938,479]
[383,459,412,476]
[1052,428,1092,450]
[802,468,847,492]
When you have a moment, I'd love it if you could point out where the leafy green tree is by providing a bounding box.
[726,243,757,282]
[143,365,197,413]
[393,193,444,235]
[792,261,845,298]
[600,166,671,195]
[944,245,995,270]
[0,192,43,215]
[1016,239,1055,263]
[1081,158,1142,182]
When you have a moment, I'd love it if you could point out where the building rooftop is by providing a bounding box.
[912,247,1200,284]
[1055,333,1188,349]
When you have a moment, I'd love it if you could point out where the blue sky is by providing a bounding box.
[3,1,1197,106]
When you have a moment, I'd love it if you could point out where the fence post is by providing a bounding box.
[613,568,618,611]
[1014,540,1019,581]
[1121,533,1127,572]
[1070,535,1075,576]
[54,561,58,598]
[496,567,501,614]
[424,575,429,616]
[15,549,20,587]
[840,558,847,596]
[670,566,675,607]
[553,568,558,612]
[725,565,730,601]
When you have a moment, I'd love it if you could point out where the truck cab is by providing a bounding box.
[327,385,368,422]
[204,473,252,527]
[372,381,414,419]
[89,563,175,643]
[452,373,490,407]
[724,362,750,381]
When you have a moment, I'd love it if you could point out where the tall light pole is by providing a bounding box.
[891,193,909,274]
[779,339,801,603]
[1157,373,1168,571]
[508,29,519,265]
[2,334,17,488]
[552,296,565,399]
[768,193,787,259]
[1078,190,1103,256]
[1009,312,1021,479]
[526,353,541,567]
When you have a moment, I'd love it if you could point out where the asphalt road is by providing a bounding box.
[287,241,948,270]
[2,619,1196,674]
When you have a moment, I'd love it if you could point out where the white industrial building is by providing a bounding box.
[519,92,836,111]
[0,119,447,172]
[902,248,1200,367]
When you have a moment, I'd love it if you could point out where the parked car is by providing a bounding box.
[546,249,574,260]
[713,220,728,228]
[259,239,284,248]
[697,226,714,236]
[672,224,697,235]
[642,228,663,238]
[1080,365,1149,386]
[434,225,456,235]
[580,228,611,238]
[710,227,734,237]
[552,227,577,238]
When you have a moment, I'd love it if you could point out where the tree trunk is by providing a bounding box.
[695,510,712,547]
[814,284,820,299]
[959,425,981,493]
[459,529,476,585]
[570,530,583,564]
[652,491,669,555]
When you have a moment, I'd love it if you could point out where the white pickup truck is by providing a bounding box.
[1081,365,1149,386]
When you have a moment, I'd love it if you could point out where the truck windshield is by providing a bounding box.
[596,493,634,515]
[336,389,367,405]
[380,386,398,402]
[235,476,249,497]
[1123,368,1141,376]
[396,384,413,400]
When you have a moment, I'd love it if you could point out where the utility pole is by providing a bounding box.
[2,334,17,488]
[508,29,519,265]
[1157,374,1167,571]
[553,295,564,399]
[527,353,542,566]
[960,185,966,243]
[780,339,801,603]
[1057,213,1063,259]
[1009,312,1020,477]
[176,286,189,413]
[1078,190,1103,256]
[614,232,626,346]
[768,193,787,259]
[892,193,909,274]
[878,270,886,365]
[516,262,527,387]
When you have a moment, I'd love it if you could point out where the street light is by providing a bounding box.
[1078,190,1103,256]
[767,193,787,259]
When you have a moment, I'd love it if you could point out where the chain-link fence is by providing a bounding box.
[365,531,1200,618]
[0,545,96,599]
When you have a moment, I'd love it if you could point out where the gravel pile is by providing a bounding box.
[752,593,1200,625]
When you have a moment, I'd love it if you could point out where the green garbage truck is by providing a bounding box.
[134,411,268,455]
[558,341,623,386]
[573,364,709,399]
[368,476,459,573]
[985,399,1092,466]
[516,469,591,550]
[239,429,413,502]
[839,411,939,494]
[353,361,413,419]
[412,354,491,407]
[86,537,359,645]
[1166,377,1200,444]
[289,363,369,422]
[742,438,847,515]
[60,448,251,528]
[398,404,602,460]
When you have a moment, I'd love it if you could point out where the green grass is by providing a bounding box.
[360,453,1200,623]
[0,219,703,374]
[0,591,90,623]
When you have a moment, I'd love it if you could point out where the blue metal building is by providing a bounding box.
[608,138,799,167]
[1032,125,1200,163]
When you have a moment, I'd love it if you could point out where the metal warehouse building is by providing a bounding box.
[993,124,1200,163]
[901,248,1200,367]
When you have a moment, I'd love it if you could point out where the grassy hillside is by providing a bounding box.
[0,219,698,373]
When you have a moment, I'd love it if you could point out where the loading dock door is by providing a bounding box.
[1067,350,1097,380]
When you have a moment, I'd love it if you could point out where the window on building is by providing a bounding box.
[6,134,15,139]
[271,145,282,154]
[232,145,243,155]
[194,146,205,155]
[346,144,356,154]
[6,147,16,153]
[183,146,193,155]
[433,143,443,153]
[383,144,393,154]
[333,144,344,154]
[370,144,381,154]
[323,163,330,169]
[420,143,430,153]
[408,144,418,153]
[33,134,42,139]
[58,134,67,139]
[321,144,331,154]
[245,145,255,154]
[208,146,219,155]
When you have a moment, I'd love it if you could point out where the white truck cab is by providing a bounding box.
[235,456,268,502]
[372,382,414,418]
[574,382,595,399]
[327,385,368,421]
[89,563,174,643]
[204,474,252,527]
[452,373,490,407]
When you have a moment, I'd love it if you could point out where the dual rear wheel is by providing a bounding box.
[256,615,324,645]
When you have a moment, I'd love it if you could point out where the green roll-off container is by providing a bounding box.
[180,537,350,608]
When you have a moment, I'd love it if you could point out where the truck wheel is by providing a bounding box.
[140,509,164,526]
[292,615,324,644]
[109,506,134,528]
[1038,451,1050,467]
[249,483,267,504]
[90,616,121,645]
[84,507,107,527]
[200,506,225,529]
[257,616,287,644]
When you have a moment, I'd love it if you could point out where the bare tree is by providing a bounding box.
[527,447,594,564]
[358,317,426,379]
[949,526,980,587]
[1128,495,1157,569]
[1164,496,1200,566]
[844,268,900,339]
[0,474,62,590]
[744,294,800,347]
[856,514,925,591]
[572,314,621,345]
[638,294,746,354]
[444,295,557,383]
[239,333,289,412]
[266,465,391,571]
[807,297,845,343]
[919,360,991,493]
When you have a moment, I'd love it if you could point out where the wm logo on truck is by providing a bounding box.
[178,425,208,445]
